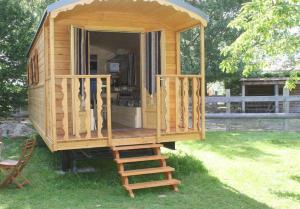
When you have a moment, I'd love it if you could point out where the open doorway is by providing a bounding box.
[89,32,141,130]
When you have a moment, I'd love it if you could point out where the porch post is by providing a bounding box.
[140,33,147,128]
[106,76,112,146]
[50,16,57,150]
[176,31,181,75]
[156,76,161,141]
[200,24,206,139]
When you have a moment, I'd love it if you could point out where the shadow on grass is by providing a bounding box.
[0,138,272,209]
[274,191,300,201]
[182,139,275,160]
[291,175,300,184]
[181,131,300,159]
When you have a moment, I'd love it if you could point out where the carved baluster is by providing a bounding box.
[183,77,189,132]
[97,78,103,138]
[197,78,202,131]
[164,77,170,133]
[61,78,69,139]
[179,78,184,130]
[84,78,91,138]
[175,77,180,132]
[192,77,198,131]
[161,79,166,132]
[74,78,81,138]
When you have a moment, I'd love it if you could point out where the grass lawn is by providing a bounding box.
[0,131,300,209]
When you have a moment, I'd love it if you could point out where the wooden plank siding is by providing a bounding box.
[165,30,177,129]
[28,25,52,148]
[27,2,207,151]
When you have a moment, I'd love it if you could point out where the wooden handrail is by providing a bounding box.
[55,75,111,79]
[55,76,112,143]
[156,74,202,140]
[206,95,300,103]
[156,74,201,78]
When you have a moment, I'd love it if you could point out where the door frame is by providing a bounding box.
[140,30,166,129]
[70,25,166,133]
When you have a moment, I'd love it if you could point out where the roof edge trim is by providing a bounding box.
[27,0,209,57]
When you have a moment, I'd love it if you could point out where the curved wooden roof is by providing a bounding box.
[47,0,208,24]
[28,0,208,56]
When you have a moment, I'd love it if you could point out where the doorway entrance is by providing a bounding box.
[72,28,162,140]
[89,32,142,130]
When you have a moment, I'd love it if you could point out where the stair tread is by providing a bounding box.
[112,144,163,151]
[124,179,181,190]
[115,155,167,164]
[120,166,175,176]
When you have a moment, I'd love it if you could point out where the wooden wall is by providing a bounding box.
[245,85,275,96]
[165,30,177,128]
[143,30,177,129]
[53,10,179,133]
[28,27,46,138]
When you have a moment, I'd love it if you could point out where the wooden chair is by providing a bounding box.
[0,138,36,189]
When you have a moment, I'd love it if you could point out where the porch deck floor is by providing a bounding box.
[58,128,157,141]
[105,128,156,139]
[108,122,156,139]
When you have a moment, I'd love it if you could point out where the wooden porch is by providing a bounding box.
[43,74,204,151]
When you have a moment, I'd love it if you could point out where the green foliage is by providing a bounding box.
[220,0,300,89]
[0,0,33,116]
[286,71,300,90]
[182,0,247,87]
[180,27,200,75]
[0,0,56,117]
[245,70,300,78]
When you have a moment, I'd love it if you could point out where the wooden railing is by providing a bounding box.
[156,75,202,137]
[206,89,300,114]
[55,75,112,144]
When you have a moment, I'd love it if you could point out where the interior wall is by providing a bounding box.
[246,85,275,96]
[90,46,114,74]
[89,32,140,87]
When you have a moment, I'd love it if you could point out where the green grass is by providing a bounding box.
[0,131,300,209]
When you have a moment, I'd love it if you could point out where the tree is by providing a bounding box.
[182,0,247,92]
[0,0,34,116]
[220,0,300,89]
[0,0,56,117]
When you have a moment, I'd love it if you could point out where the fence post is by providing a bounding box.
[225,88,231,130]
[274,84,279,113]
[242,84,246,113]
[283,88,290,113]
[226,89,231,113]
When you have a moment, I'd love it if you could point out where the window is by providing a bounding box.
[27,49,39,86]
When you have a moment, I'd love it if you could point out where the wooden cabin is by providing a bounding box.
[27,0,208,197]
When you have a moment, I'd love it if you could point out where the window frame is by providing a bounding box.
[28,50,39,86]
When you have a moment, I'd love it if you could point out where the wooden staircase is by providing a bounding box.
[112,143,180,198]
